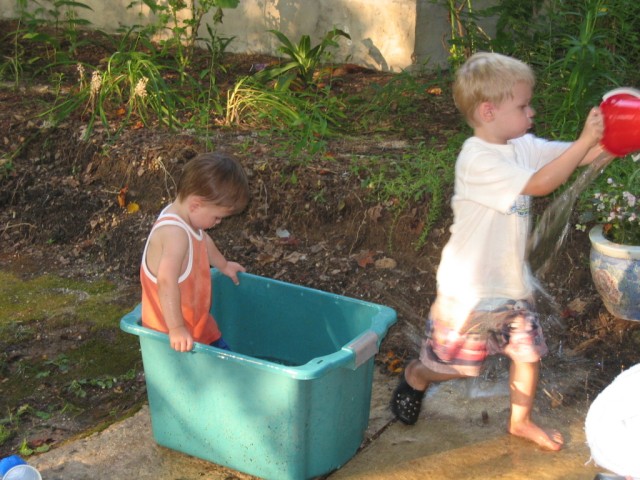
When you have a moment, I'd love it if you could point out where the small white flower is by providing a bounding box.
[90,70,102,97]
[623,191,636,207]
[77,63,85,83]
[134,77,148,99]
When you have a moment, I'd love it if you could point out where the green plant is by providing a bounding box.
[68,369,136,399]
[14,0,95,64]
[0,16,28,86]
[45,354,70,373]
[543,0,622,137]
[431,0,492,68]
[0,424,11,446]
[488,0,546,63]
[18,436,50,456]
[347,69,446,136]
[0,157,15,180]
[226,77,303,125]
[0,403,51,451]
[4,2,55,79]
[129,0,238,80]
[577,156,640,245]
[46,0,94,56]
[225,76,345,155]
[41,51,181,138]
[0,52,24,86]
[255,27,350,89]
[201,23,234,76]
[187,23,234,134]
[358,136,462,250]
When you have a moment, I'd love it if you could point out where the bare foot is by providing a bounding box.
[508,421,564,451]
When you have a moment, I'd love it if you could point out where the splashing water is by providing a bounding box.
[527,150,615,275]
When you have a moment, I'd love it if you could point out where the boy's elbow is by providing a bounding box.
[521,182,548,197]
[156,275,179,294]
[523,186,554,196]
[522,176,559,197]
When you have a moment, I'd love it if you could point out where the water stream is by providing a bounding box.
[527,151,615,275]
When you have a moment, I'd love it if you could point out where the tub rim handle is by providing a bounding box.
[344,330,380,369]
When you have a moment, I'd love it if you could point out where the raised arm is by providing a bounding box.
[522,108,605,196]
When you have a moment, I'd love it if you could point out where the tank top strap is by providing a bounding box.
[141,209,203,283]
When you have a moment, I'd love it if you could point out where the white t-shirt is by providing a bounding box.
[436,134,570,316]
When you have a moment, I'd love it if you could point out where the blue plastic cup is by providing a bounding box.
[0,456,25,476]
[2,464,42,480]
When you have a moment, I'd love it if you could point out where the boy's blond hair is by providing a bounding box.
[453,52,535,126]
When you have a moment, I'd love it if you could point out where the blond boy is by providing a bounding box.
[391,52,607,450]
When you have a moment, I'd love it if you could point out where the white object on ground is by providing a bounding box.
[586,363,640,479]
[2,465,42,480]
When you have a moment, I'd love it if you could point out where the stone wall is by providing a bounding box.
[1,0,497,71]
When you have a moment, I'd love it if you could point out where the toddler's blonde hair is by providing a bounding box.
[453,52,535,126]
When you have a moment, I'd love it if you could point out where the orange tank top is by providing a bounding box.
[140,211,221,344]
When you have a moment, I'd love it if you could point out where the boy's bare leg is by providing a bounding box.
[508,360,563,451]
[404,359,465,391]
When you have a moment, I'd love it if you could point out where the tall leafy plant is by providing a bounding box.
[128,0,238,80]
[544,0,621,137]
[255,28,350,90]
[41,52,181,138]
[225,76,345,155]
[17,0,95,62]
[430,0,492,68]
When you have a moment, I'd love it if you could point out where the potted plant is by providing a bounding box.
[577,156,640,321]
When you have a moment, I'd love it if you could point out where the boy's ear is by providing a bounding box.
[478,101,495,122]
[187,196,203,212]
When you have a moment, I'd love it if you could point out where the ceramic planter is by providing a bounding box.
[589,225,640,321]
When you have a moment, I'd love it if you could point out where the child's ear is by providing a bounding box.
[188,196,203,212]
[477,102,495,122]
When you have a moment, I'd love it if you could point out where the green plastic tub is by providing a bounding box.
[120,269,396,480]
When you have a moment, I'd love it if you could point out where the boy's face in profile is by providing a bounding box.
[486,81,535,143]
[189,198,235,230]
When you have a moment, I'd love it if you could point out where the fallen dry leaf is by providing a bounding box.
[567,297,588,314]
[279,236,300,246]
[367,204,383,222]
[375,257,397,269]
[284,251,306,264]
[354,250,375,268]
[255,252,277,265]
[383,350,406,373]
[117,186,128,208]
[387,358,403,373]
[248,235,266,249]
[543,388,564,408]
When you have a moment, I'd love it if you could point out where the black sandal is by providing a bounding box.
[391,378,425,425]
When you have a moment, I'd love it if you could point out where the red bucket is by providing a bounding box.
[600,87,640,157]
